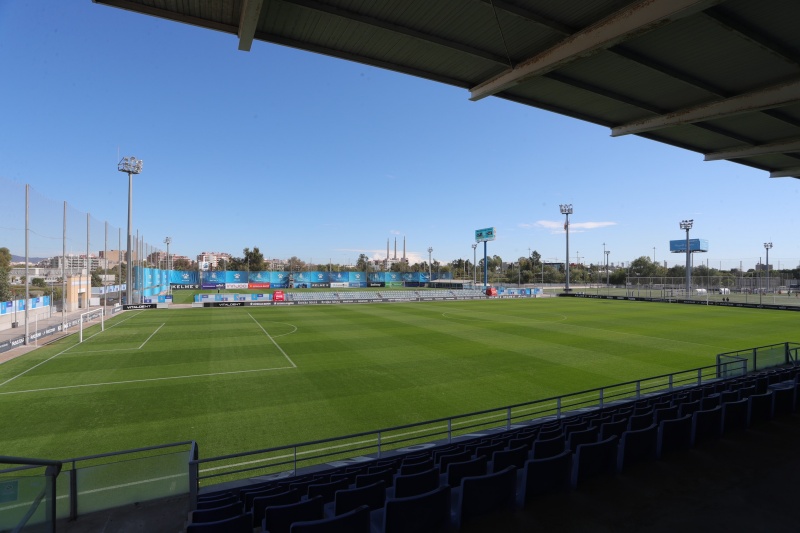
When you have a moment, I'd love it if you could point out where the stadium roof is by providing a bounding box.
[93,0,800,179]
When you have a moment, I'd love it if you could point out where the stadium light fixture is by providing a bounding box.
[680,219,693,295]
[560,204,573,292]
[605,250,610,287]
[428,247,433,284]
[118,156,143,305]
[472,244,477,285]
[764,242,773,293]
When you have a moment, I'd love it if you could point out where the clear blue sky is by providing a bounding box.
[2,1,799,271]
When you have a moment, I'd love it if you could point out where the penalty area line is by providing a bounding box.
[248,313,297,368]
[0,366,297,396]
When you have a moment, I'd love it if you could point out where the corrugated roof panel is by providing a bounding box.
[703,114,800,146]
[515,0,636,31]
[723,0,800,54]
[507,76,646,126]
[553,51,717,115]
[741,153,800,171]
[622,14,800,95]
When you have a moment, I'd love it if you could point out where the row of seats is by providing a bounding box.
[188,366,800,532]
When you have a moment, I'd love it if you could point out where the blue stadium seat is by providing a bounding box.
[307,479,350,504]
[399,458,434,476]
[772,384,796,415]
[570,436,618,489]
[489,444,529,473]
[518,450,572,506]
[701,394,721,410]
[381,485,452,533]
[599,419,628,440]
[189,501,244,524]
[354,467,394,488]
[653,405,679,425]
[531,434,566,460]
[627,411,654,431]
[196,493,240,510]
[657,414,692,457]
[691,406,723,444]
[262,496,324,533]
[332,480,386,516]
[616,424,658,473]
[252,489,302,528]
[678,399,702,418]
[443,455,488,488]
[722,398,750,433]
[748,390,774,424]
[454,466,517,530]
[436,449,472,474]
[186,512,253,533]
[392,467,440,499]
[567,426,599,453]
[290,505,371,533]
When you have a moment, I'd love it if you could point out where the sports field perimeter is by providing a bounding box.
[0,298,795,461]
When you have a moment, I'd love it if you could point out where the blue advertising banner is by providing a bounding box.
[348,271,366,287]
[201,271,226,289]
[270,271,290,288]
[170,271,199,284]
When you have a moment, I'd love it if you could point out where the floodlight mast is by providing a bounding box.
[428,247,433,285]
[680,219,693,295]
[471,243,477,285]
[118,157,143,305]
[164,237,172,294]
[560,204,573,292]
[764,242,773,293]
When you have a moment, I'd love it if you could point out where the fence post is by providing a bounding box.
[506,407,512,430]
[69,461,78,520]
[188,443,199,511]
[697,368,703,385]
[753,348,758,372]
[447,419,452,443]
[668,374,673,390]
[599,388,604,409]
[556,397,561,419]
[635,381,640,399]
[45,463,61,533]
[377,432,382,458]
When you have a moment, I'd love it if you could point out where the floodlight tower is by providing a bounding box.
[428,247,433,283]
[605,250,610,286]
[560,204,573,292]
[764,242,773,293]
[118,156,143,305]
[471,243,477,285]
[680,219,693,295]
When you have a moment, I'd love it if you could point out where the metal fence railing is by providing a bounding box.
[0,441,195,530]
[189,352,795,505]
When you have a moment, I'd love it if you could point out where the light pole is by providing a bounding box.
[472,244,477,286]
[118,156,143,305]
[605,250,610,287]
[428,247,433,284]
[560,204,573,292]
[164,237,171,295]
[764,242,773,293]
[680,219,693,295]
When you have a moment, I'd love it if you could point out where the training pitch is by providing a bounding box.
[0,298,796,460]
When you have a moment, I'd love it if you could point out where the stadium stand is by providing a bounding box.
[179,365,800,532]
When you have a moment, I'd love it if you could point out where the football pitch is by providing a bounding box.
[0,298,796,461]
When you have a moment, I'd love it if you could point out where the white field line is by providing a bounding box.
[248,313,297,368]
[0,311,144,388]
[0,473,185,512]
[200,403,563,474]
[0,365,296,396]
[138,323,165,349]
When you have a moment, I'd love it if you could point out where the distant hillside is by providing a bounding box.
[11,254,47,264]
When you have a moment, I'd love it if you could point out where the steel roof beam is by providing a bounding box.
[769,168,800,179]
[612,78,800,137]
[705,137,800,161]
[238,0,264,51]
[469,0,722,101]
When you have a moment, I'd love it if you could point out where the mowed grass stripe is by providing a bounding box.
[0,310,295,391]
[0,299,796,460]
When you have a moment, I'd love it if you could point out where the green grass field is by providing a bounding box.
[0,298,796,461]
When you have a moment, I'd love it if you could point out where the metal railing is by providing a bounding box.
[0,441,194,530]
[189,358,766,504]
[0,457,62,533]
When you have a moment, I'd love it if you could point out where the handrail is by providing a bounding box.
[190,359,749,491]
[0,457,62,533]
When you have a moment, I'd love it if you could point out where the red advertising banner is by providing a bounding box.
[273,290,285,301]
[249,282,271,289]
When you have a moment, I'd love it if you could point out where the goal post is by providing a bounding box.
[79,308,105,343]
